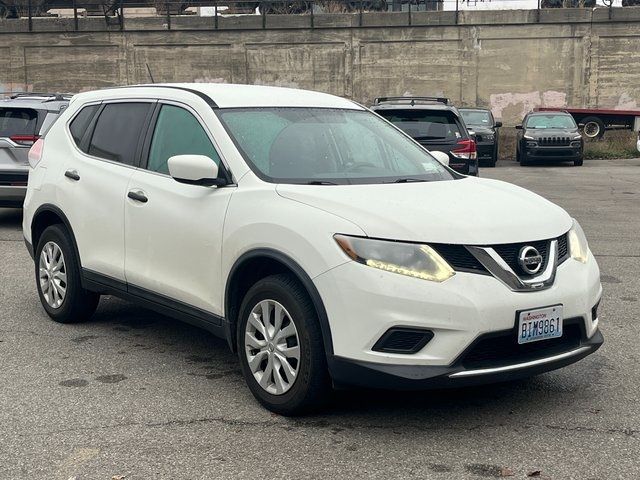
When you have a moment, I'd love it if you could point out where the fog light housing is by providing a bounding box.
[372,327,434,354]
[591,300,600,322]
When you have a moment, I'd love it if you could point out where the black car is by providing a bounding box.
[516,112,584,166]
[370,97,478,176]
[459,108,502,167]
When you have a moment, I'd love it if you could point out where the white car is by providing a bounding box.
[22,84,603,415]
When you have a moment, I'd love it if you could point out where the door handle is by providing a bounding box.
[64,169,80,181]
[127,190,148,203]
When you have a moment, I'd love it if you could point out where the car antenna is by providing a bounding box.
[146,63,155,84]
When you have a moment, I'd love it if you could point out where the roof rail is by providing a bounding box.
[374,96,450,106]
[9,92,73,101]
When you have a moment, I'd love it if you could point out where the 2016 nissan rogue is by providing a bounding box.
[23,84,603,415]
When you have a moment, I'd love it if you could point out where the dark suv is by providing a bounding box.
[370,97,478,176]
[459,108,502,167]
[516,112,584,167]
[0,93,71,207]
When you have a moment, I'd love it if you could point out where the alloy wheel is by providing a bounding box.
[39,241,67,309]
[244,299,301,395]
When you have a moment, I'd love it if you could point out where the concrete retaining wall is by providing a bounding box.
[1,7,639,124]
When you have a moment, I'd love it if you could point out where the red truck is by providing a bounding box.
[536,107,640,139]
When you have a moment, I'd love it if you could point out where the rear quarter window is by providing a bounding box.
[0,108,38,137]
[69,104,100,148]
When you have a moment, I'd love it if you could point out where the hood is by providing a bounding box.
[525,128,580,139]
[276,177,572,245]
[468,125,494,134]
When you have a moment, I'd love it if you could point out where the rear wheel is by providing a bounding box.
[582,116,605,139]
[35,224,99,323]
[237,274,330,415]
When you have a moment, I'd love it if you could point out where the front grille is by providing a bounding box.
[538,136,571,146]
[0,171,28,186]
[492,239,550,276]
[557,234,569,263]
[432,244,488,274]
[372,327,434,354]
[460,319,584,369]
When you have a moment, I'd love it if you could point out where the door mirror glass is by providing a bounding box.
[495,121,503,128]
[168,155,223,187]
[515,124,523,130]
[430,150,450,166]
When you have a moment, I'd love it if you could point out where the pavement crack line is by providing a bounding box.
[11,417,638,440]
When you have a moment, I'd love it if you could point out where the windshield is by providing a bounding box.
[525,114,576,129]
[375,109,463,142]
[460,109,492,126]
[217,108,456,184]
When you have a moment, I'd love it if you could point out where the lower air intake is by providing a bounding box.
[372,328,434,354]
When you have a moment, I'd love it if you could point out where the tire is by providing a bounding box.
[520,151,530,166]
[574,157,584,166]
[237,273,330,415]
[34,224,99,323]
[582,116,605,139]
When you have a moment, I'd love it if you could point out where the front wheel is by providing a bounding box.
[35,224,99,323]
[237,274,330,415]
[574,158,584,166]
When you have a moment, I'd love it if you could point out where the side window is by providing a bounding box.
[147,104,220,175]
[88,103,151,166]
[69,105,99,148]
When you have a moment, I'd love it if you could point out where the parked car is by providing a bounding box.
[516,111,584,166]
[459,108,502,167]
[0,93,71,208]
[636,130,640,153]
[370,96,479,176]
[23,84,603,415]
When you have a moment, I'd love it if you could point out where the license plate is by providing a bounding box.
[517,305,563,344]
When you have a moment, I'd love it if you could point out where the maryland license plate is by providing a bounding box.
[518,305,563,345]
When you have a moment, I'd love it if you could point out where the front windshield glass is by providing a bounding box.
[217,108,456,184]
[460,109,492,126]
[525,114,577,129]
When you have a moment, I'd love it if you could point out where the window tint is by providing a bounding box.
[525,115,577,129]
[0,108,38,137]
[69,105,99,147]
[147,105,220,175]
[88,103,151,165]
[460,110,492,126]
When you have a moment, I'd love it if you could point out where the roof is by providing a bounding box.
[370,103,456,112]
[459,107,491,112]
[72,84,362,110]
[527,110,572,116]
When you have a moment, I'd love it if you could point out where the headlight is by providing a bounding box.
[572,134,583,140]
[524,135,535,140]
[568,219,589,263]
[334,235,455,282]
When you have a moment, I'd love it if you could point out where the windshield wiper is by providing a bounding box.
[306,180,338,185]
[390,178,428,183]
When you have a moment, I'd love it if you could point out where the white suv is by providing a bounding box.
[23,84,603,415]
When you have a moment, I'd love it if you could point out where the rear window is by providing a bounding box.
[376,109,463,142]
[88,103,151,166]
[0,108,38,137]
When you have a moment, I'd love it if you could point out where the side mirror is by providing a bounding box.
[168,154,226,187]
[515,124,523,130]
[495,121,503,128]
[468,129,476,138]
[430,150,450,166]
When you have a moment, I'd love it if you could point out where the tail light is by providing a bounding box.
[451,139,477,160]
[10,134,39,146]
[28,138,44,168]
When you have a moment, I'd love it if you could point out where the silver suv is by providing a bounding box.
[0,93,71,208]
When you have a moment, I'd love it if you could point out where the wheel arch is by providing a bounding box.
[224,248,333,356]
[31,204,82,270]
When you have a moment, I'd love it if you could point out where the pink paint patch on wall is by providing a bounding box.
[489,90,568,123]
[0,83,34,98]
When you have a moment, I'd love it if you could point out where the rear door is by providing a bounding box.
[124,101,234,317]
[58,101,155,281]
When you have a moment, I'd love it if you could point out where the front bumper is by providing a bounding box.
[329,327,603,390]
[314,251,602,388]
[525,146,582,160]
[476,143,496,163]
[449,158,479,176]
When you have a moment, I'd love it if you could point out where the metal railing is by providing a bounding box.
[0,0,631,32]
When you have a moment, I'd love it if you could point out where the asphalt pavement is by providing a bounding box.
[0,158,638,479]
